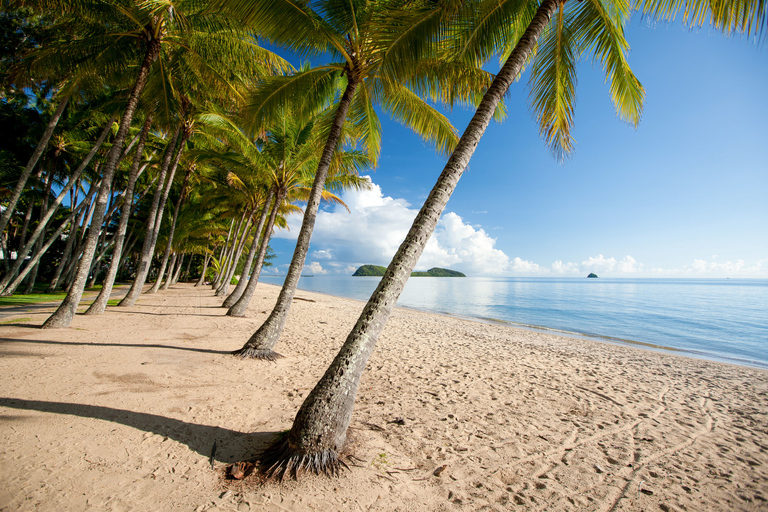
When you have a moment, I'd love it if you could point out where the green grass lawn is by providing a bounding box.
[0,285,110,308]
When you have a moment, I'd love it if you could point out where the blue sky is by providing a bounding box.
[265,17,768,278]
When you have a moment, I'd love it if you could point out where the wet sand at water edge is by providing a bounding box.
[1,282,766,511]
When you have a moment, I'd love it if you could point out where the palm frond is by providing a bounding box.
[379,80,459,157]
[528,2,580,161]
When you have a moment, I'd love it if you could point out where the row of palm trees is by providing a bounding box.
[2,0,764,480]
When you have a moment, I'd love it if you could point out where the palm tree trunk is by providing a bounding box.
[172,253,185,284]
[222,190,274,308]
[227,189,283,325]
[0,137,109,294]
[1,183,98,297]
[258,0,559,476]
[233,76,360,358]
[85,115,152,314]
[212,216,241,290]
[118,123,182,306]
[216,212,253,296]
[0,94,70,237]
[161,252,178,290]
[195,252,212,286]
[22,166,55,293]
[42,37,161,329]
[47,185,81,292]
[1,216,74,297]
[146,156,192,294]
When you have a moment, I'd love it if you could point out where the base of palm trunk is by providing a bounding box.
[225,306,246,317]
[231,346,283,360]
[257,435,348,480]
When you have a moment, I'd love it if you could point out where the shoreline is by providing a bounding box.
[263,277,768,372]
[1,282,767,511]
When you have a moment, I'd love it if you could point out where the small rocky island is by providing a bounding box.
[353,265,465,277]
[587,273,599,278]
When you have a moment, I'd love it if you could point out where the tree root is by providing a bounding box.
[231,347,283,361]
[258,435,349,480]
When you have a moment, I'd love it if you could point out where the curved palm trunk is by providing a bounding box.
[118,123,182,306]
[147,161,192,294]
[232,77,360,358]
[47,185,81,292]
[85,116,153,314]
[212,216,241,290]
[0,95,70,237]
[222,190,274,308]
[160,252,178,290]
[258,0,558,477]
[42,39,161,329]
[216,211,254,296]
[0,213,79,296]
[4,175,98,296]
[171,253,185,284]
[195,252,212,286]
[226,190,282,320]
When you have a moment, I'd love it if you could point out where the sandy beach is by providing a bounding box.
[1,282,766,511]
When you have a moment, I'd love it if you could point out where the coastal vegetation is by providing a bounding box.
[353,264,465,277]
[0,0,765,487]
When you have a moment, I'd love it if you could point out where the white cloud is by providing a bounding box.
[275,178,512,275]
[304,261,328,275]
[581,254,617,273]
[617,255,642,273]
[271,177,768,278]
[509,257,541,274]
[683,258,760,276]
[551,260,580,274]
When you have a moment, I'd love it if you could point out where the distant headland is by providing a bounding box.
[587,273,599,278]
[353,265,466,277]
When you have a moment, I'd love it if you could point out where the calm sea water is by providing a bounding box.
[259,275,768,369]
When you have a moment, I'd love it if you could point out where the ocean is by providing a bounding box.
[258,275,768,370]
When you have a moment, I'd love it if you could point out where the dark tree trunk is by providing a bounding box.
[161,252,177,289]
[171,253,184,284]
[43,37,161,328]
[216,211,253,296]
[2,184,98,296]
[195,252,212,286]
[233,76,360,358]
[257,0,559,477]
[118,122,182,306]
[212,216,241,290]
[226,189,282,321]
[86,115,152,314]
[147,156,192,294]
[222,190,274,308]
[0,95,70,236]
[47,185,80,292]
[0,136,109,294]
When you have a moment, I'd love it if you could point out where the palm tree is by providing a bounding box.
[255,0,767,479]
[85,113,153,314]
[222,0,496,359]
[37,0,287,324]
[41,0,166,327]
[226,112,371,320]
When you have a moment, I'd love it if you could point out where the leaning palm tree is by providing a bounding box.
[222,0,497,359]
[40,0,287,325]
[254,0,767,479]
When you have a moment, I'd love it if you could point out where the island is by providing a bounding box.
[587,273,599,278]
[353,265,465,277]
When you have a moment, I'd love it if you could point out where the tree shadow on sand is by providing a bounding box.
[0,397,278,464]
[106,308,226,317]
[0,338,233,355]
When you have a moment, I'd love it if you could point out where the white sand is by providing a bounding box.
[1,282,766,511]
